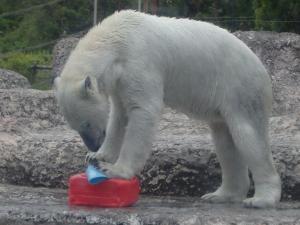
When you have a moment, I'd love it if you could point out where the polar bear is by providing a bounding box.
[54,10,281,208]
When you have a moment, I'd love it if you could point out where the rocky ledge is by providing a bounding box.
[0,88,299,200]
[1,183,300,225]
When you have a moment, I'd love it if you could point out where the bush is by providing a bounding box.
[0,51,52,90]
[254,0,300,33]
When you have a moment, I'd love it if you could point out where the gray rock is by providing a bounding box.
[51,37,82,82]
[234,31,300,116]
[0,89,83,188]
[0,89,299,201]
[0,89,64,130]
[1,183,300,225]
[0,69,31,89]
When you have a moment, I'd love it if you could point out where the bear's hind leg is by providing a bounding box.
[226,114,281,208]
[201,121,250,203]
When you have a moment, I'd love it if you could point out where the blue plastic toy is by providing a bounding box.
[86,164,108,185]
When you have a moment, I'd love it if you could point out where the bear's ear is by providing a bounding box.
[80,76,96,97]
[53,77,61,90]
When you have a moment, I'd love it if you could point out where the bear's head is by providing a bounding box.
[54,76,108,152]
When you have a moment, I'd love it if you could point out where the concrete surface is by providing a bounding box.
[0,183,300,225]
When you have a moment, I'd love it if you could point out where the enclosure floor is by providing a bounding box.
[0,183,300,225]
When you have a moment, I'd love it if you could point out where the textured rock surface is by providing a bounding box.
[1,183,300,225]
[0,68,31,89]
[0,89,83,188]
[51,36,83,82]
[235,31,300,116]
[0,89,299,200]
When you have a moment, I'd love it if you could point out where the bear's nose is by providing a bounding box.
[79,130,105,152]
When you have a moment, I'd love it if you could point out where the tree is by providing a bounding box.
[254,0,300,33]
[0,0,93,53]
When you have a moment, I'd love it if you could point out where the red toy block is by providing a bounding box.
[68,173,140,207]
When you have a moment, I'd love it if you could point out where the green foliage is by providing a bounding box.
[30,69,52,90]
[187,0,255,31]
[0,0,134,90]
[157,0,186,17]
[157,0,298,33]
[0,0,95,89]
[254,0,300,33]
[0,0,298,91]
[0,51,52,89]
[1,0,298,54]
[0,0,93,53]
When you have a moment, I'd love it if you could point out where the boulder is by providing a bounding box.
[0,89,81,188]
[0,69,31,89]
[51,36,83,82]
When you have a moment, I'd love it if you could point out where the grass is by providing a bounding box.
[0,51,53,90]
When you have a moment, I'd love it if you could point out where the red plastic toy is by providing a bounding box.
[68,173,140,207]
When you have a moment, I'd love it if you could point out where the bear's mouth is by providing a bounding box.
[79,130,104,152]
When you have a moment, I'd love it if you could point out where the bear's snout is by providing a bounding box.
[79,129,105,152]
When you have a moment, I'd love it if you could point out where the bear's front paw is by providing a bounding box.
[85,152,98,163]
[86,151,116,164]
[98,161,135,179]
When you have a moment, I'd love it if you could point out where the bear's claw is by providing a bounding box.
[97,161,134,179]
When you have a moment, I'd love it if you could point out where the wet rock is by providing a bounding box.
[1,183,300,225]
[0,68,31,89]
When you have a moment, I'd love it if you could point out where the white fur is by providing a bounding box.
[56,10,281,208]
